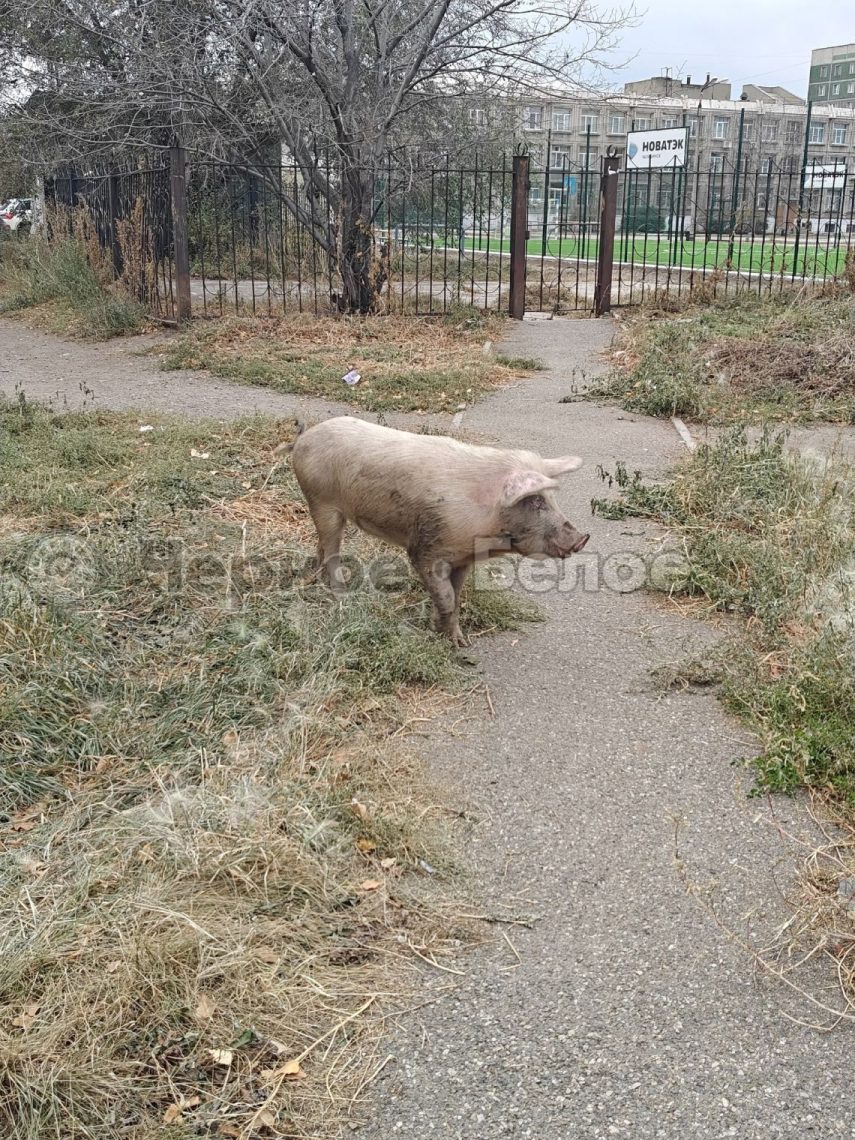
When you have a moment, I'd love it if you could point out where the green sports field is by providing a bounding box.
[460,233,852,278]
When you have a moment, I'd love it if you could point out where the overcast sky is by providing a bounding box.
[594,0,853,98]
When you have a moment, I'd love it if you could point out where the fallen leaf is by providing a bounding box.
[350,799,368,820]
[222,729,238,748]
[209,1048,234,1066]
[12,1003,40,1031]
[94,757,112,773]
[241,481,252,489]
[257,1109,278,1127]
[163,1103,183,1125]
[359,879,381,892]
[255,947,279,964]
[262,1058,305,1082]
[380,857,397,870]
[356,837,376,854]
[194,993,215,1020]
[106,960,122,974]
[10,819,36,833]
[183,1096,202,1109]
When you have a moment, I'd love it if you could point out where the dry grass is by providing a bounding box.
[594,290,855,424]
[153,309,536,413]
[0,396,538,1138]
[0,212,146,340]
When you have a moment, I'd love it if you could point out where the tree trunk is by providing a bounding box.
[339,163,383,314]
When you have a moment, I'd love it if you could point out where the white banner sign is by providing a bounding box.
[803,163,847,190]
[626,127,688,170]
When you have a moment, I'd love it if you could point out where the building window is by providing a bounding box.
[468,108,486,127]
[851,63,855,74]
[581,145,600,166]
[550,145,571,168]
[552,109,572,132]
[763,156,775,174]
[687,116,700,138]
[661,116,679,129]
[821,65,829,77]
[631,116,651,131]
[817,85,827,96]
[848,83,855,94]
[809,122,826,144]
[761,120,779,142]
[523,106,543,130]
[608,113,625,135]
[786,120,801,143]
[580,113,599,134]
[710,154,724,173]
[833,124,849,145]
[833,83,841,96]
[713,118,729,140]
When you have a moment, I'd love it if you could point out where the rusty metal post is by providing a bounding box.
[108,172,123,278]
[170,144,192,322]
[593,150,620,316]
[508,152,530,319]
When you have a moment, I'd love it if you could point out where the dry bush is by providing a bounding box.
[116,197,159,305]
[844,249,855,295]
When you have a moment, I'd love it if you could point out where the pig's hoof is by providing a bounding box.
[450,628,469,648]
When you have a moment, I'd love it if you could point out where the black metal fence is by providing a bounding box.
[185,155,517,316]
[45,166,177,319]
[42,142,855,321]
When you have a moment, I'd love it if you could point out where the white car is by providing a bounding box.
[1,198,33,234]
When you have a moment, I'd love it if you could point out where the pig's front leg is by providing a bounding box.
[413,556,466,646]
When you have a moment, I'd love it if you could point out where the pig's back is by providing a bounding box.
[291,417,505,552]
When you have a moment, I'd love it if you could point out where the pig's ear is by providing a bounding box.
[501,470,558,507]
[543,456,583,477]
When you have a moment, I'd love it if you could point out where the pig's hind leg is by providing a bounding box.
[307,501,347,594]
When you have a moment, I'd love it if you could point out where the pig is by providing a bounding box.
[280,416,589,645]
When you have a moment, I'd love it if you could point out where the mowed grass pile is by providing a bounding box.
[0,229,144,339]
[593,428,855,804]
[154,309,536,413]
[0,398,533,1138]
[596,290,855,423]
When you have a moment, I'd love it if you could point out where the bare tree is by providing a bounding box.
[1,0,633,311]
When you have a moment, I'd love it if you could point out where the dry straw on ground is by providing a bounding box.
[0,401,531,1138]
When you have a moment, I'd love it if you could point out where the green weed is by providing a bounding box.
[596,427,855,801]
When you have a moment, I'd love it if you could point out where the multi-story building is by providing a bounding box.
[809,45,855,108]
[493,74,855,234]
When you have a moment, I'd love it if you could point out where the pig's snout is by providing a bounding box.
[550,524,589,558]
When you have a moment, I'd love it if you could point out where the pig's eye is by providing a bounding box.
[523,494,547,510]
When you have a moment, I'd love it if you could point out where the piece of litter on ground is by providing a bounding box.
[419,859,437,875]
[138,424,154,433]
[190,449,211,459]
[342,369,361,386]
